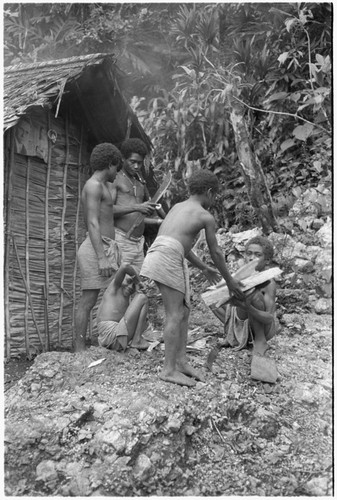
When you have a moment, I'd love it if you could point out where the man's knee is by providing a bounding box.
[250,290,265,310]
[167,306,185,325]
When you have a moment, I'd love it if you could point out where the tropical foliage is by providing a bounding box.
[4,2,332,231]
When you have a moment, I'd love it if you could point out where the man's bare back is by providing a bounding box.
[158,199,212,256]
[97,283,129,323]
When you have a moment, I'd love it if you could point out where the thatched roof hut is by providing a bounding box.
[4,53,151,359]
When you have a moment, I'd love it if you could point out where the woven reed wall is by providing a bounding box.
[5,107,91,358]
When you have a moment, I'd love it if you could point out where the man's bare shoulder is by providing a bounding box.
[114,172,124,185]
[260,277,277,295]
[83,176,99,190]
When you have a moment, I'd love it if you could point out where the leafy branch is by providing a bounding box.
[232,95,331,136]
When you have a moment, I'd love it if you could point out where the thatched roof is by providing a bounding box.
[4,53,151,147]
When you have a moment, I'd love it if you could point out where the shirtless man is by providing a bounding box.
[214,236,280,356]
[140,169,244,387]
[110,138,163,273]
[96,263,150,351]
[74,143,123,352]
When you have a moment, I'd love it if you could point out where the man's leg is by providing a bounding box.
[156,282,196,387]
[247,291,270,355]
[176,306,205,382]
[123,293,149,349]
[74,289,100,352]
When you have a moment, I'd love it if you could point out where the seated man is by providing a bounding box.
[96,263,150,351]
[212,236,280,356]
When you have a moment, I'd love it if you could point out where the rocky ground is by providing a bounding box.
[4,290,332,497]
[5,214,332,496]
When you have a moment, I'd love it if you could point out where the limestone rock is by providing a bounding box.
[36,460,58,482]
[304,476,330,496]
[315,298,332,315]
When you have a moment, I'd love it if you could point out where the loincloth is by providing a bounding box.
[115,228,145,274]
[140,235,190,306]
[97,318,129,350]
[223,304,280,350]
[77,234,122,290]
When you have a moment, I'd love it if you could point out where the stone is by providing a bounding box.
[305,476,330,496]
[133,453,152,480]
[311,218,325,230]
[315,248,332,269]
[36,460,58,482]
[97,429,126,453]
[166,415,182,432]
[230,228,262,248]
[315,298,332,315]
[292,258,314,273]
[316,218,332,247]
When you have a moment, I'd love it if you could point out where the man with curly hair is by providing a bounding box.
[109,138,163,273]
[213,235,280,356]
[74,143,123,352]
[140,169,244,387]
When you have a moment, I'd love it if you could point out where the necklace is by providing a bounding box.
[122,171,137,197]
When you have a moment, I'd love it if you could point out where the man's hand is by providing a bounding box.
[203,267,221,286]
[98,255,115,277]
[136,201,157,215]
[227,278,245,301]
[229,296,247,309]
[126,265,140,283]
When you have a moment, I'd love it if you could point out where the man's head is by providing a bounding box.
[187,170,219,206]
[122,276,137,297]
[244,236,274,270]
[15,118,31,144]
[90,143,122,182]
[120,138,148,177]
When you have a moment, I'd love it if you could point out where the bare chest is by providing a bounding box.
[117,175,144,203]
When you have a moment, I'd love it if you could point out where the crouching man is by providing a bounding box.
[96,263,150,351]
[212,236,280,356]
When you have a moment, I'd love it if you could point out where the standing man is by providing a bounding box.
[74,143,123,352]
[140,169,244,387]
[110,138,162,273]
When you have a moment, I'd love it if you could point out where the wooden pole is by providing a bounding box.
[58,112,69,345]
[4,130,15,359]
[24,157,31,354]
[44,113,52,350]
[72,125,84,343]
[12,235,45,350]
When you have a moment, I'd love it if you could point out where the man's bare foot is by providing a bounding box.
[159,370,196,387]
[252,341,269,356]
[130,338,150,350]
[176,361,205,382]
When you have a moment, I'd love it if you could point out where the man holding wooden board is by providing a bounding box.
[206,236,281,383]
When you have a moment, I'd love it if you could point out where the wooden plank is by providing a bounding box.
[201,266,282,308]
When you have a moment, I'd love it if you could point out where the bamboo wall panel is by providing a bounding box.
[6,108,90,357]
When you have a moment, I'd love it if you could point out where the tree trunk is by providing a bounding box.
[218,4,278,234]
[228,89,279,234]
